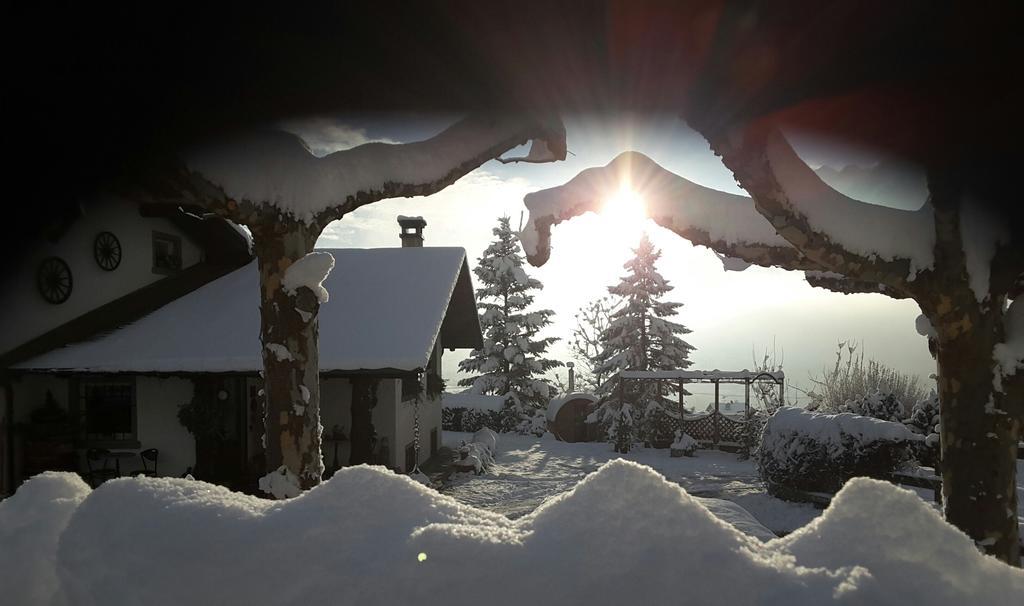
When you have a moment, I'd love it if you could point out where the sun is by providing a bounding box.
[601,185,648,238]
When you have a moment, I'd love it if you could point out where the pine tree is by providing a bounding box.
[459,216,562,434]
[591,233,694,448]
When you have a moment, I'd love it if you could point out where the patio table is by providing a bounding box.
[105,451,138,477]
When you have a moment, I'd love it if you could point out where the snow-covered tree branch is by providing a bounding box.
[181,113,566,228]
[520,151,839,291]
[712,127,935,296]
[803,272,910,300]
[139,113,566,494]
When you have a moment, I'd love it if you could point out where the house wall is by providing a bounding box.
[5,371,433,491]
[6,373,197,483]
[135,377,196,477]
[373,379,400,469]
[248,376,401,473]
[0,196,203,355]
[395,394,442,472]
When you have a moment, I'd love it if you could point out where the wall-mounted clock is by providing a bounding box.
[37,257,73,304]
[94,231,122,271]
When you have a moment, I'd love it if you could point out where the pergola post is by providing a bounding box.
[678,379,685,434]
[713,379,720,448]
[744,379,750,417]
[778,377,785,408]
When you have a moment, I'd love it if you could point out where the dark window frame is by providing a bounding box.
[152,230,183,274]
[71,376,140,449]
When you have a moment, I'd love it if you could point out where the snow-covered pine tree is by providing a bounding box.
[458,216,562,434]
[591,233,694,449]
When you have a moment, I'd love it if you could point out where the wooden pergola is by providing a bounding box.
[617,369,785,447]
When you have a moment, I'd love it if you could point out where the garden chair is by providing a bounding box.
[129,448,159,477]
[85,448,117,487]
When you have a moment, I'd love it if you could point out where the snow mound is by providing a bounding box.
[56,467,511,605]
[0,472,91,606]
[777,477,1024,601]
[8,463,1020,605]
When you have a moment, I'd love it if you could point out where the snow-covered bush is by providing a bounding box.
[442,406,504,433]
[843,389,904,422]
[756,407,920,494]
[638,404,678,447]
[603,402,635,453]
[902,393,940,466]
[807,341,926,417]
[739,408,769,459]
[669,431,697,457]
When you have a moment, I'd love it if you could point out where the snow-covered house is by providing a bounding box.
[0,197,253,494]
[2,214,481,493]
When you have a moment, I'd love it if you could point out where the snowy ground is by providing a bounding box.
[442,431,1024,537]
[442,431,819,535]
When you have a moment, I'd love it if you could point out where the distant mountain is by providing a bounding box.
[814,162,928,211]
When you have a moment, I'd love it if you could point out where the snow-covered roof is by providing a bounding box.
[546,392,598,421]
[441,391,508,412]
[15,247,480,374]
[619,370,784,382]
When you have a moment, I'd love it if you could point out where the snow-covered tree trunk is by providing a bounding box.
[253,221,325,491]
[710,129,1021,564]
[932,307,1018,561]
[918,178,1020,563]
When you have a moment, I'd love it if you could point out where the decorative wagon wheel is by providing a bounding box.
[37,257,73,304]
[93,231,122,271]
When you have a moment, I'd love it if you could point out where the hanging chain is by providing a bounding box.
[411,390,421,473]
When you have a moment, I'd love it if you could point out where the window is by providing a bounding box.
[77,379,137,446]
[430,427,438,456]
[152,231,182,274]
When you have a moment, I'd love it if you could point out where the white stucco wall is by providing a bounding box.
[135,377,195,477]
[7,374,196,480]
[394,394,442,472]
[293,377,400,470]
[373,379,400,469]
[0,196,203,354]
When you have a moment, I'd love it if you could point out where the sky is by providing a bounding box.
[285,113,936,409]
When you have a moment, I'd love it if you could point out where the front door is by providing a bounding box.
[193,377,247,489]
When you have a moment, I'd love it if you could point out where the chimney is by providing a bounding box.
[398,215,426,247]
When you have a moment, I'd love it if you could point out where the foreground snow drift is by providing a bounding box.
[2,462,1020,605]
[0,472,91,606]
